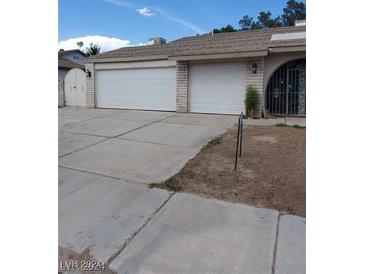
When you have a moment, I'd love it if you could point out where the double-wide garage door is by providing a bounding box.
[189,63,245,115]
[96,67,176,111]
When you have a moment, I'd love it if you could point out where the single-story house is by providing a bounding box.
[59,49,87,65]
[85,22,306,117]
[58,49,87,80]
[58,58,85,80]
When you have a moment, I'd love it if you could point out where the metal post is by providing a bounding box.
[234,112,244,170]
[286,66,289,116]
[234,116,240,170]
[239,113,243,157]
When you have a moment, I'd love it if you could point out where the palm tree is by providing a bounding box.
[85,43,101,56]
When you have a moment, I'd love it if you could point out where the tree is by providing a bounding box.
[205,0,305,34]
[84,43,101,56]
[212,24,236,34]
[237,0,305,31]
[76,41,84,49]
[257,11,283,29]
[282,0,306,26]
[238,15,253,30]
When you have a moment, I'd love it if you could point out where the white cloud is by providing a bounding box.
[136,7,155,17]
[102,0,204,34]
[58,35,135,53]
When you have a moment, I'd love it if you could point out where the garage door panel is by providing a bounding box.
[189,63,245,115]
[96,67,176,111]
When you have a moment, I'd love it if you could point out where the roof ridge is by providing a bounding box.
[89,25,305,60]
[91,43,171,59]
[169,25,305,43]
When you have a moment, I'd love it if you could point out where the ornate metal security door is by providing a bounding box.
[266,59,306,116]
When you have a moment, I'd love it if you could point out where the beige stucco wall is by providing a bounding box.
[263,51,306,91]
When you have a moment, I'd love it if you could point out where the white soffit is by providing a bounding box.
[271,32,306,41]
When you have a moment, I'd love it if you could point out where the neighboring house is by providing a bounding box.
[58,49,87,65]
[58,58,84,80]
[85,22,306,117]
[58,49,87,80]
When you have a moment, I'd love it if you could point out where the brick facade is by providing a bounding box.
[245,57,265,117]
[176,61,188,113]
[85,63,95,108]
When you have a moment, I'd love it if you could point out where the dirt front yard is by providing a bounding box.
[151,125,306,217]
[59,247,116,274]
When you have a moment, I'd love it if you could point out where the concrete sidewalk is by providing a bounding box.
[108,193,305,274]
[244,117,306,127]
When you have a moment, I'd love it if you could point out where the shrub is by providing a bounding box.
[245,86,260,118]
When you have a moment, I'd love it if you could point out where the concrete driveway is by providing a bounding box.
[59,108,236,183]
[59,108,235,264]
[58,108,305,274]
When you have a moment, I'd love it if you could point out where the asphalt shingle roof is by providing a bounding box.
[58,58,84,69]
[90,25,305,60]
[58,49,87,57]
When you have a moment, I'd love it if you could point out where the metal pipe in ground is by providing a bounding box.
[234,112,244,170]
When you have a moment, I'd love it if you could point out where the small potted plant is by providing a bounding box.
[245,85,260,118]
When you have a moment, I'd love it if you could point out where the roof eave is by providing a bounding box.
[87,54,169,63]
[58,49,88,57]
[58,65,84,69]
[268,45,306,53]
[168,50,268,61]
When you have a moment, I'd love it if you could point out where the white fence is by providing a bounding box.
[58,80,64,107]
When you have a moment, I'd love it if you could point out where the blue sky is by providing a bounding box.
[59,0,299,52]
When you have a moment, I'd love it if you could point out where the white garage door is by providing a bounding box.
[189,63,245,115]
[96,67,176,111]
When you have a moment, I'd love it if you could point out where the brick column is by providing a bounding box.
[245,57,264,117]
[176,61,188,113]
[85,63,95,108]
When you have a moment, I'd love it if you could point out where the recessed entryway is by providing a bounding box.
[265,59,306,116]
